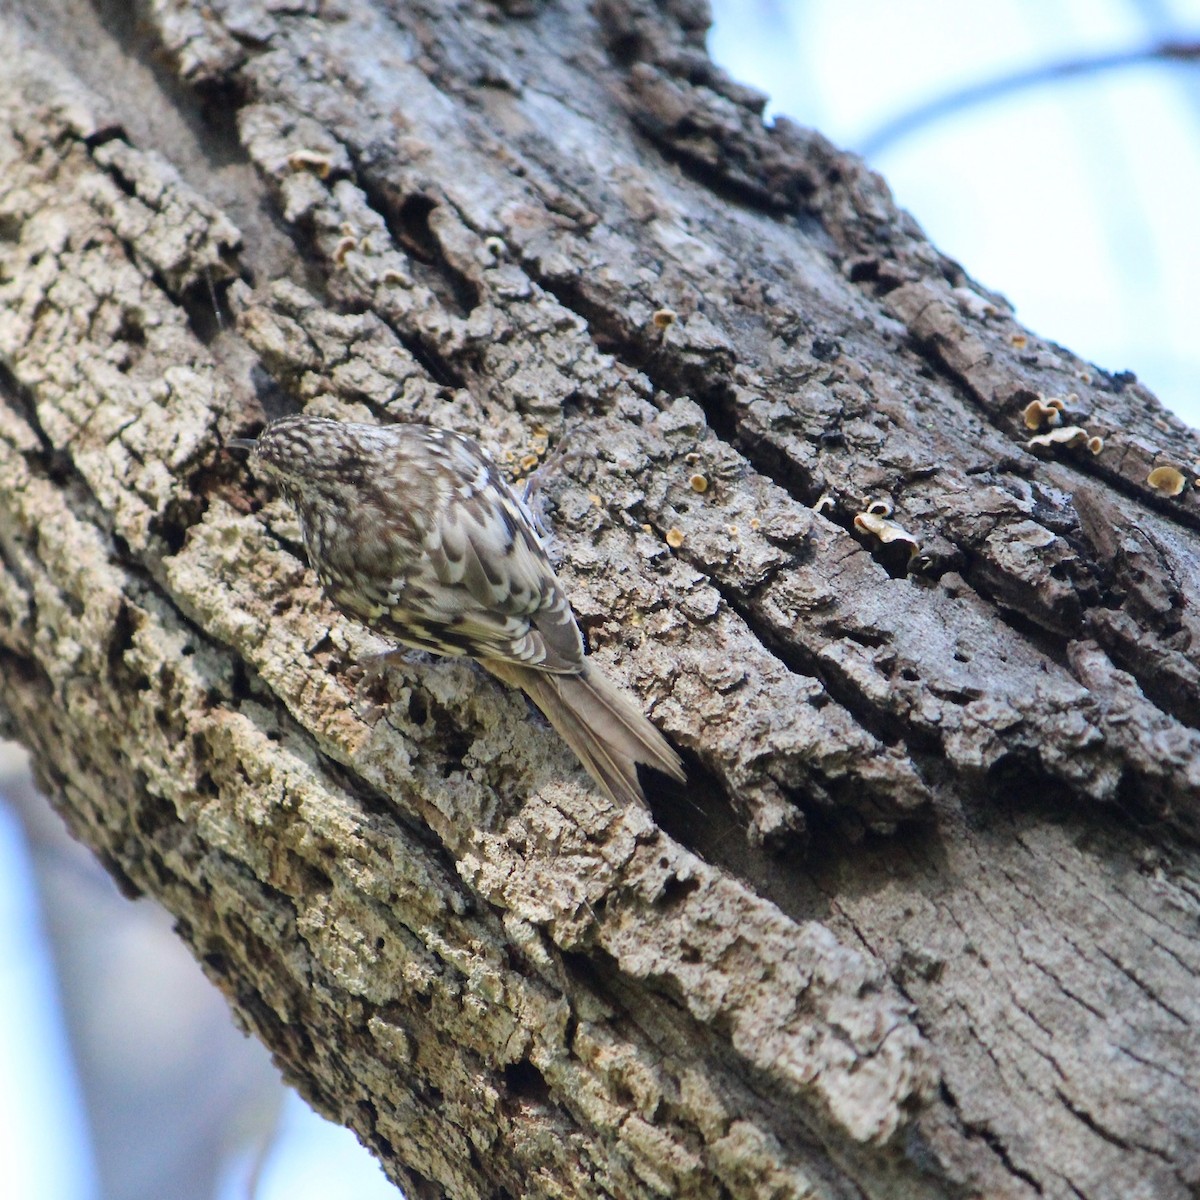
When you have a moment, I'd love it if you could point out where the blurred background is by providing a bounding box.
[2,1,1197,1197]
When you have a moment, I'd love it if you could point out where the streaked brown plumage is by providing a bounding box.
[233,415,684,807]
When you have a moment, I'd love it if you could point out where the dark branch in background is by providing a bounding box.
[858,39,1200,157]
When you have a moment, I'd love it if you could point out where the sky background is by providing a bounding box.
[1,2,1198,1198]
[712,0,1200,426]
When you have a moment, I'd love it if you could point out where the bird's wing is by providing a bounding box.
[385,432,585,672]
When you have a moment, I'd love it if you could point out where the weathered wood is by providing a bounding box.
[0,2,1197,1197]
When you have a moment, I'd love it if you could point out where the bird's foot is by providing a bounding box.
[521,426,586,536]
[349,649,427,723]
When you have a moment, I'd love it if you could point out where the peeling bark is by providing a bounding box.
[0,3,1198,1198]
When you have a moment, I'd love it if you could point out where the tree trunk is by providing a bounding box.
[1,2,1198,1197]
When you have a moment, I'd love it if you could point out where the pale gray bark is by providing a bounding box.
[0,2,1197,1198]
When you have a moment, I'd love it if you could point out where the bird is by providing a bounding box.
[230,415,685,808]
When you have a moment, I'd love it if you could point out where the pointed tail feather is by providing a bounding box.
[483,659,685,808]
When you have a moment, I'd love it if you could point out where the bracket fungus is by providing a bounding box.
[286,148,335,178]
[1027,425,1090,452]
[1019,390,1107,457]
[1022,395,1068,431]
[853,510,920,559]
[1146,465,1188,497]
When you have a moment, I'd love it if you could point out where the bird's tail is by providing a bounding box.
[483,659,685,808]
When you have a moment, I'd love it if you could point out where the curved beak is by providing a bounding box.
[226,438,258,453]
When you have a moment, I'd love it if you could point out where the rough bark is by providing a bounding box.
[0,2,1197,1198]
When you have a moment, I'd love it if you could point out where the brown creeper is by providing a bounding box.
[231,416,684,807]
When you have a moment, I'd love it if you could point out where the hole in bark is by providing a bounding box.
[839,625,891,651]
[658,873,702,906]
[230,657,254,702]
[634,755,693,819]
[290,854,333,895]
[392,193,440,261]
[559,390,588,420]
[81,121,128,150]
[863,536,918,579]
[352,168,480,327]
[0,648,33,688]
[179,270,239,346]
[1114,768,1172,830]
[847,258,879,283]
[114,308,147,372]
[408,691,428,725]
[559,946,626,1000]
[397,332,466,388]
[116,309,146,345]
[607,33,646,67]
[106,602,151,688]
[439,724,473,776]
[153,495,198,555]
[189,72,252,140]
[134,792,180,840]
[979,751,1074,820]
[503,1058,550,1105]
[107,600,136,671]
[203,947,229,976]
[43,446,76,485]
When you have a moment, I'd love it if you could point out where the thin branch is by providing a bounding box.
[858,40,1200,158]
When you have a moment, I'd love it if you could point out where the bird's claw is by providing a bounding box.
[349,649,422,722]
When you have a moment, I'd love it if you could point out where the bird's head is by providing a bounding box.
[229,416,375,493]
